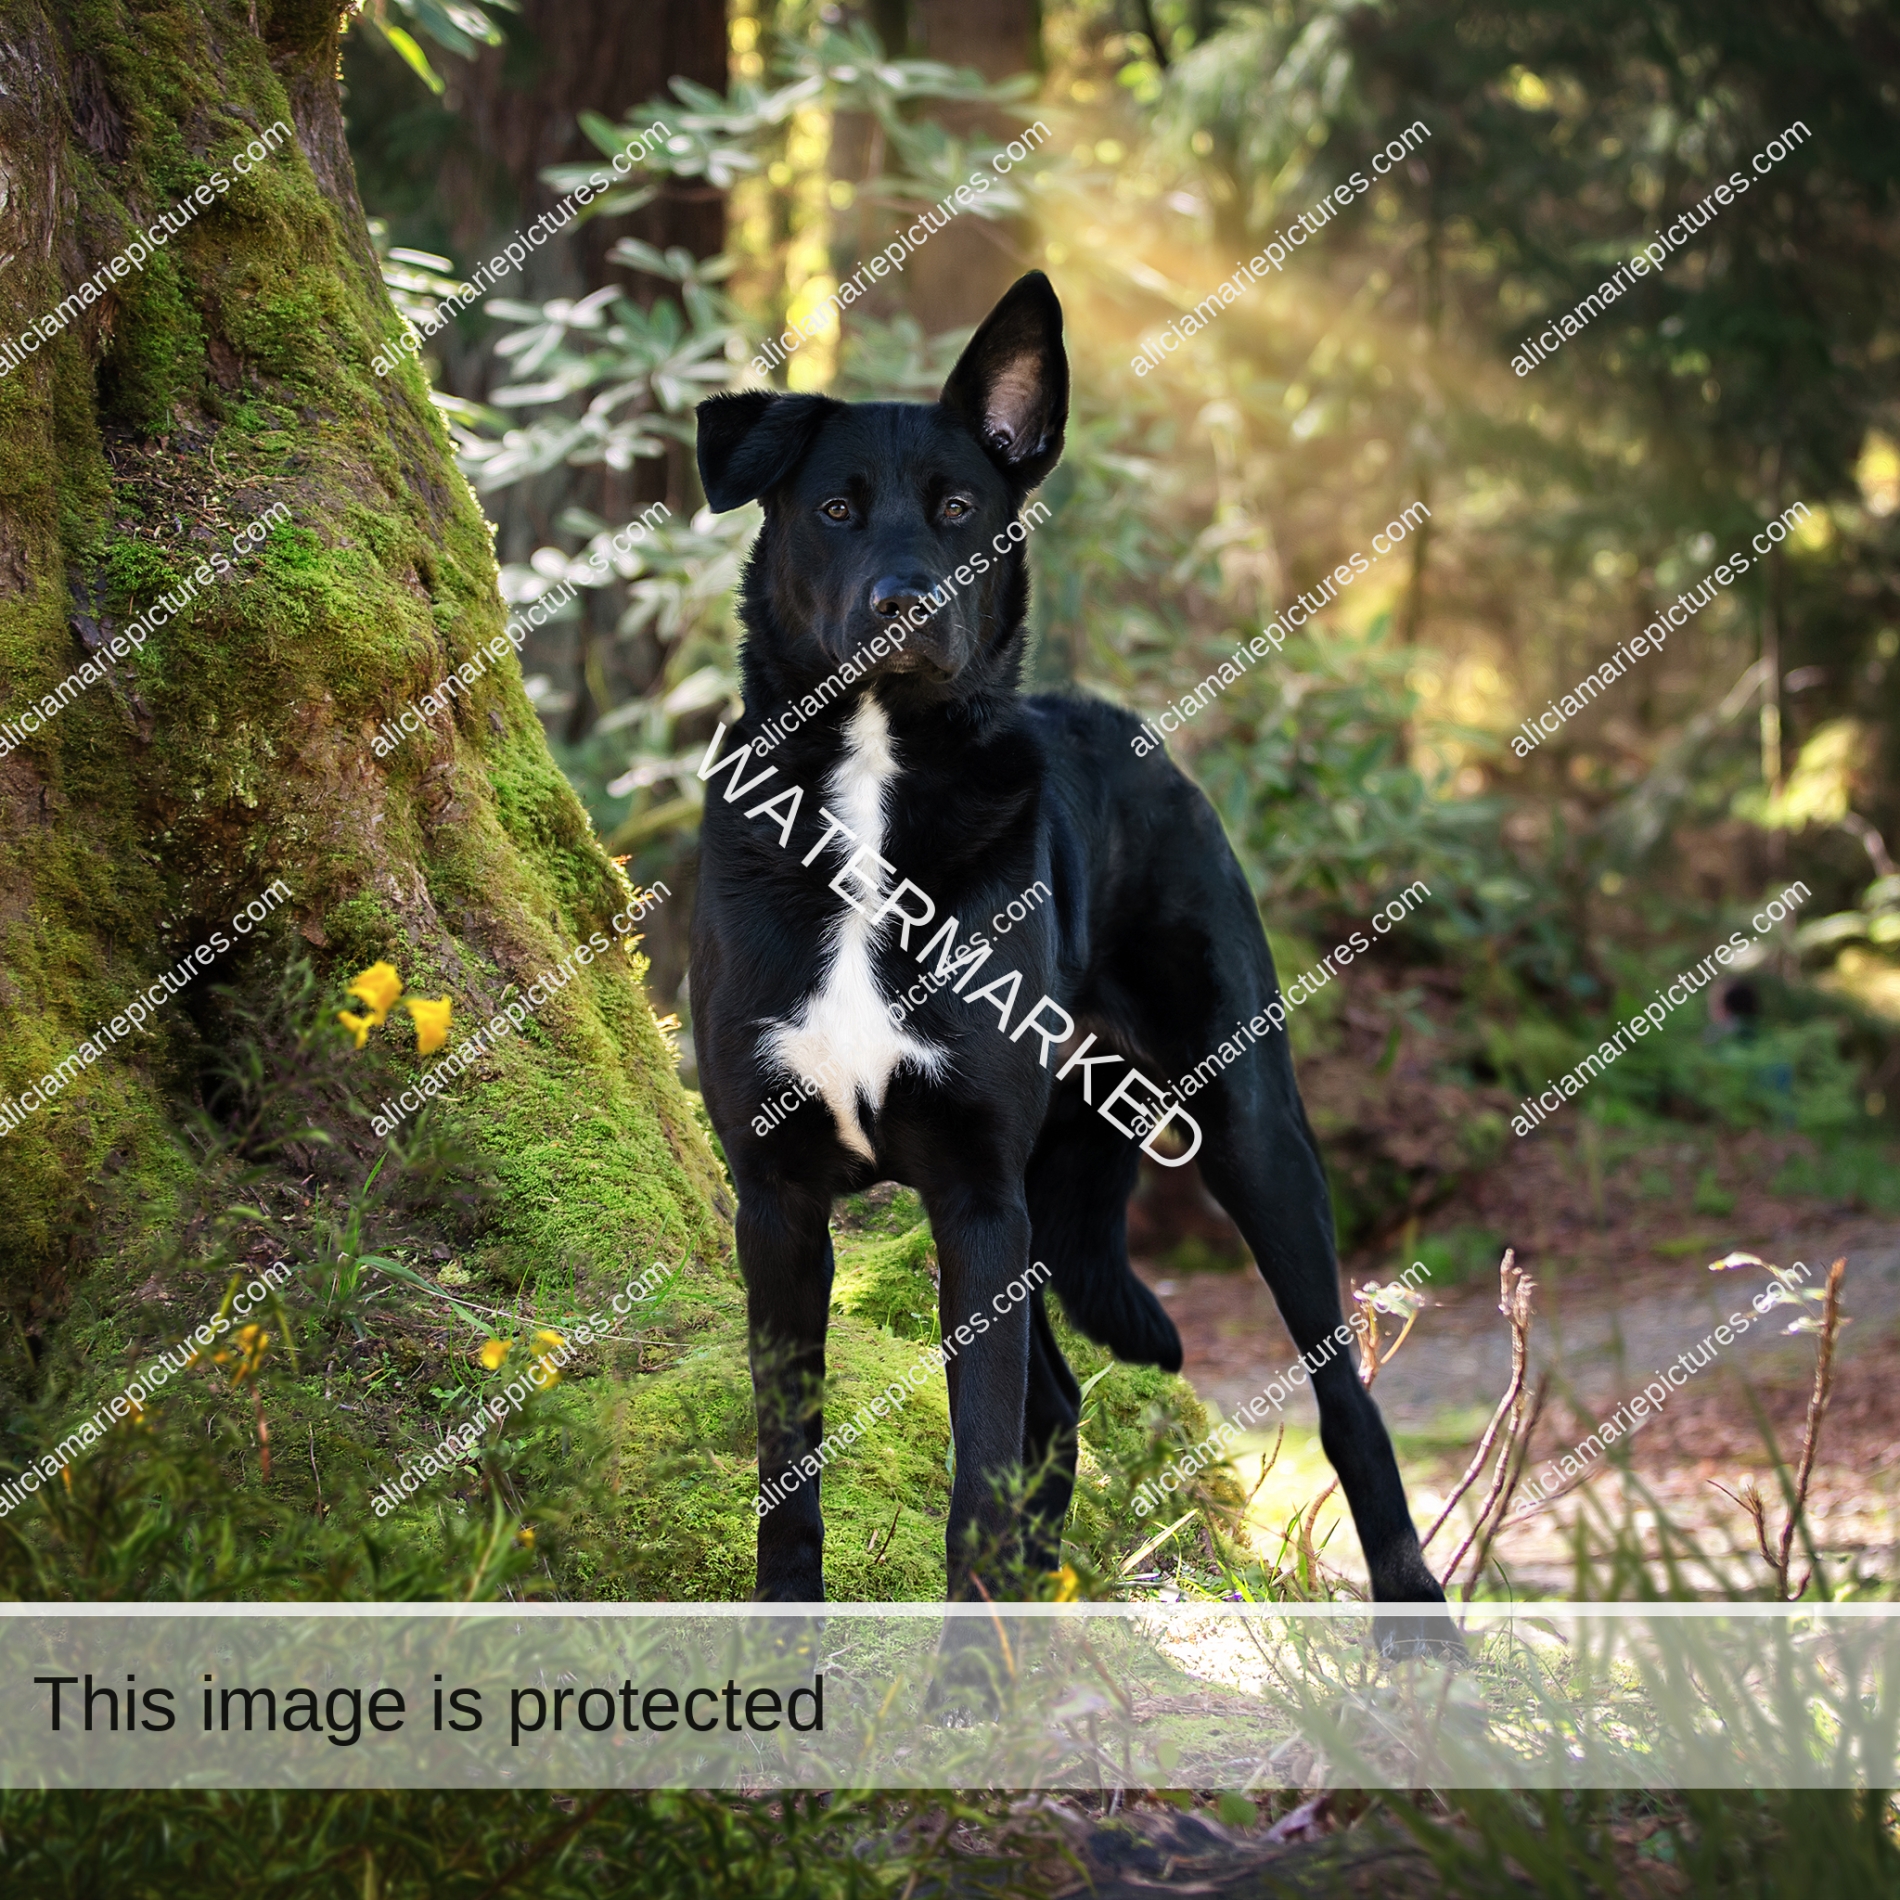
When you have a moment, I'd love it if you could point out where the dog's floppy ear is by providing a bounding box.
[939,270,1068,488]
[696,390,841,512]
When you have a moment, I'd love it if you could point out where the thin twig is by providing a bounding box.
[1423,1251,1532,1551]
[1776,1255,1847,1598]
[468,1790,613,1900]
[1245,1423,1285,1507]
[1711,1476,1774,1571]
[1440,1256,1536,1578]
[1298,1483,1332,1590]
[871,1500,901,1563]
[1461,1378,1546,1597]
[897,1810,959,1900]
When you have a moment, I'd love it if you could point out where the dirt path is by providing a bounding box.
[1136,1174,1900,1595]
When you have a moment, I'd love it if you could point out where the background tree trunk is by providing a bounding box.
[438,0,728,312]
[906,0,1039,329]
[343,0,731,743]
[0,0,726,1314]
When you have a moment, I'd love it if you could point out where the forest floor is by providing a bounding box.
[1134,1120,1900,1598]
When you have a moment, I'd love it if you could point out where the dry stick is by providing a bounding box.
[306,1421,324,1518]
[1438,1257,1536,1579]
[1711,1472,1769,1555]
[1716,1257,1852,1598]
[468,1790,614,1900]
[1297,1486,1330,1594]
[1246,1422,1286,1508]
[871,1500,901,1563]
[1460,1378,1547,1598]
[1778,1255,1847,1599]
[1422,1251,1533,1553]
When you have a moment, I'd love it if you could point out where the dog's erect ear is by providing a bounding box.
[939,271,1068,487]
[696,391,841,512]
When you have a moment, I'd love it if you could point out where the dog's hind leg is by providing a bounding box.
[1025,1082,1181,1371]
[1189,1061,1447,1610]
[1014,1089,1174,1577]
[1020,1292,1082,1575]
[737,1180,836,1602]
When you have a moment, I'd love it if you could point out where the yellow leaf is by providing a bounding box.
[404,995,453,1055]
[346,962,405,1027]
[336,1009,374,1050]
[478,1338,510,1370]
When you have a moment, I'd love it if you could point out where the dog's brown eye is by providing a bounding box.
[820,499,850,522]
[943,498,971,520]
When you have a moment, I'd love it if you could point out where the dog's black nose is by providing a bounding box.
[871,575,936,621]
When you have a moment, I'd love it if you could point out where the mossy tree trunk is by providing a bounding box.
[0,0,727,1313]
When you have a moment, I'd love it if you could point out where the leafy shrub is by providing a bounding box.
[1772,1136,1900,1214]
[1411,1224,1508,1289]
[1594,1012,1864,1135]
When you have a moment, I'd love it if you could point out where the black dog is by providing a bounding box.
[691,271,1445,1612]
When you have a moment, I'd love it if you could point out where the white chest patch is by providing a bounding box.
[760,695,947,1159]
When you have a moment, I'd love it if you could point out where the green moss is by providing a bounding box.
[445,1028,727,1290]
[96,247,205,437]
[835,1184,929,1237]
[319,896,406,975]
[101,534,178,599]
[0,1,727,1357]
[831,1223,938,1342]
[340,502,409,568]
[596,1316,951,1602]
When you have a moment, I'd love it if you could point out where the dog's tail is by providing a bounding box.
[1050,1256,1182,1372]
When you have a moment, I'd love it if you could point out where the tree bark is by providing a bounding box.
[905,0,1039,330]
[0,0,726,1308]
[437,0,727,318]
[344,0,730,747]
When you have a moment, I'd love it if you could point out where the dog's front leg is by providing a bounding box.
[927,1190,1035,1600]
[738,1184,836,1602]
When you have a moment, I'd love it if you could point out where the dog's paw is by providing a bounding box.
[1371,1609,1468,1664]
[926,1619,1013,1724]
